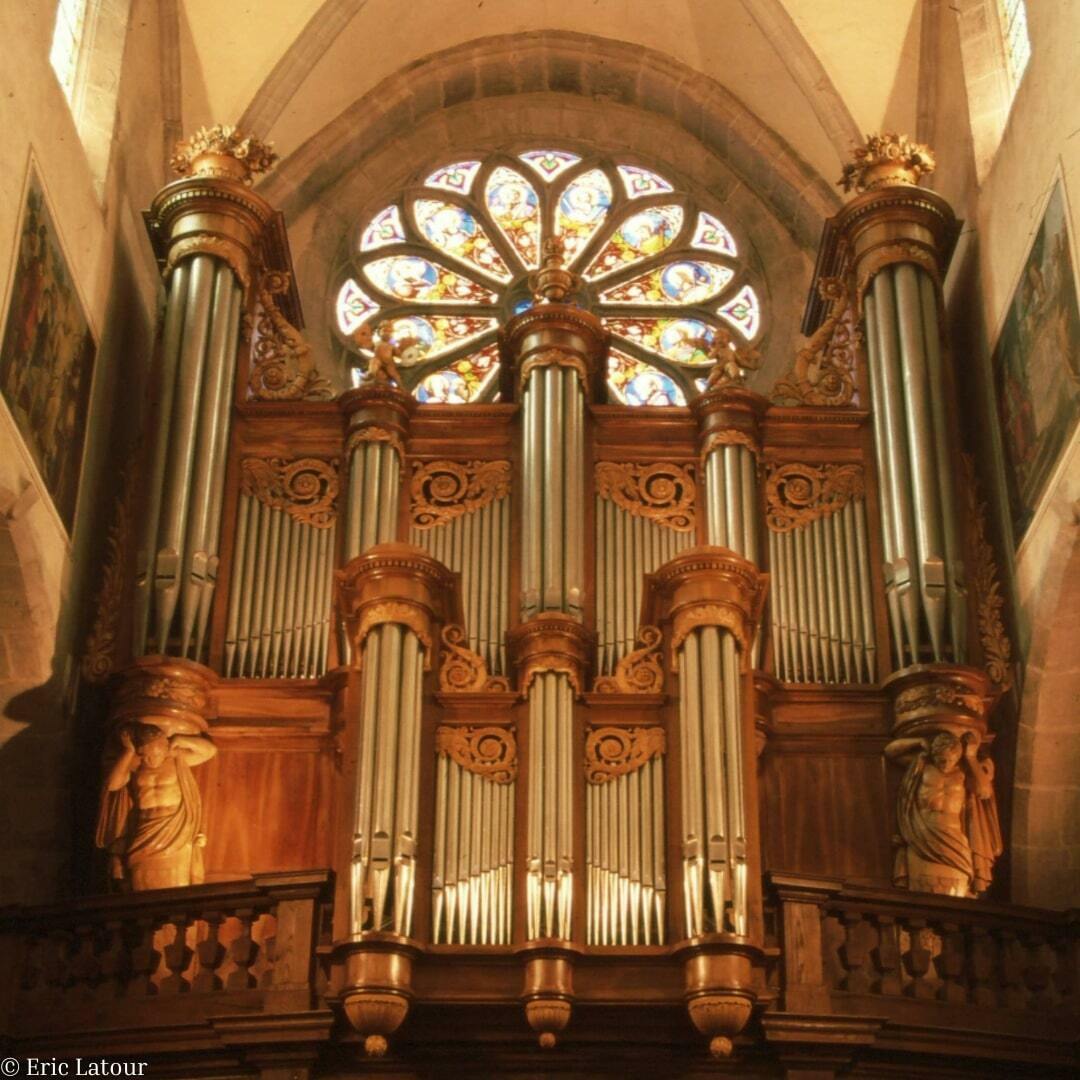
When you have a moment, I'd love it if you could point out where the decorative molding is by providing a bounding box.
[519,348,590,393]
[164,234,252,292]
[438,624,511,692]
[839,132,936,194]
[508,612,594,700]
[410,459,511,529]
[595,462,695,532]
[584,725,665,784]
[764,462,865,532]
[594,626,665,694]
[962,455,1014,691]
[240,456,339,528]
[528,235,579,302]
[346,425,406,465]
[248,271,332,401]
[773,277,859,407]
[671,603,752,668]
[700,428,760,460]
[855,239,941,306]
[170,124,277,184]
[436,725,517,783]
[895,683,985,722]
[352,601,433,665]
[108,657,216,735]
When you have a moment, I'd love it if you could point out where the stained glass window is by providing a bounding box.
[338,149,762,405]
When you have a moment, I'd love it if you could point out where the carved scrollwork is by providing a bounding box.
[595,461,696,532]
[410,459,511,529]
[856,240,940,307]
[165,234,252,293]
[701,428,760,460]
[962,456,1014,691]
[765,462,865,532]
[584,726,666,784]
[594,626,665,694]
[240,456,339,528]
[248,272,333,401]
[773,277,859,407]
[436,725,517,783]
[439,624,511,692]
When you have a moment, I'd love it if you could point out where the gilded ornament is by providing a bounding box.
[773,277,859,407]
[839,132,936,194]
[962,455,1014,691]
[164,234,251,293]
[346,426,406,465]
[438,624,511,692]
[855,239,941,306]
[519,348,590,393]
[700,428,760,460]
[351,322,410,386]
[765,462,865,532]
[240,456,339,528]
[435,724,517,783]
[170,124,277,185]
[671,604,751,670]
[248,272,333,401]
[528,235,579,303]
[594,626,665,694]
[410,459,511,529]
[595,461,696,532]
[349,601,434,666]
[695,325,763,389]
[584,725,665,784]
[894,683,985,722]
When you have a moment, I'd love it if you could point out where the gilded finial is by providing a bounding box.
[170,125,278,185]
[528,236,578,303]
[839,133,935,194]
[700,326,763,389]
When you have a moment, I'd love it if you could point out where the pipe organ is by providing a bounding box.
[55,130,1046,1075]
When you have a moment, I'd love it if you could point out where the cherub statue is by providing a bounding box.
[95,721,217,892]
[351,322,421,385]
[884,729,1001,897]
[700,326,763,389]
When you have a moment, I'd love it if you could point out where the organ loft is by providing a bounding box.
[0,4,1077,1077]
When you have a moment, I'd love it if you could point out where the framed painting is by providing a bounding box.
[991,176,1080,543]
[0,161,97,534]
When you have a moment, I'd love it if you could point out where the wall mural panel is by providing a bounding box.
[991,178,1080,542]
[0,163,96,532]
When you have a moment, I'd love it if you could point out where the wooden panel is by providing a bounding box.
[198,744,332,879]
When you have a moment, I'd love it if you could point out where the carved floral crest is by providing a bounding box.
[585,726,666,784]
[765,462,865,532]
[240,456,339,528]
[839,132,936,194]
[595,461,696,532]
[410,459,511,529]
[436,725,517,783]
[170,125,278,184]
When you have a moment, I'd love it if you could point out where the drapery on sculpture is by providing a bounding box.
[884,730,1002,897]
[95,723,217,891]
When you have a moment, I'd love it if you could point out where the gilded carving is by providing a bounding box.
[438,624,511,692]
[595,461,696,532]
[671,604,751,669]
[509,613,594,700]
[436,725,517,783]
[594,626,665,694]
[170,124,277,184]
[584,726,665,784]
[700,428,760,460]
[346,425,406,464]
[519,348,590,393]
[164,234,252,293]
[764,462,865,532]
[962,455,1014,691]
[240,456,339,528]
[855,239,941,306]
[839,132,936,194]
[773,277,859,407]
[248,271,333,401]
[411,459,511,529]
[351,601,434,666]
[351,322,408,386]
[894,683,985,723]
[696,326,763,389]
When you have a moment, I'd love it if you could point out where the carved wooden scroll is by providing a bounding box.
[594,626,665,694]
[240,456,339,528]
[765,462,864,533]
[436,725,517,783]
[585,726,666,784]
[438,624,511,692]
[410,459,511,529]
[594,461,696,532]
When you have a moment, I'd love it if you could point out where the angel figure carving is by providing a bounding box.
[884,729,1002,897]
[351,322,420,385]
[95,721,217,891]
[701,326,763,389]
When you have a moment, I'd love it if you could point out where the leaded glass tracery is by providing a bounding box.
[336,149,763,404]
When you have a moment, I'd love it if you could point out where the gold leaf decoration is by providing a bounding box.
[585,726,666,784]
[594,626,665,694]
[595,461,696,532]
[240,456,339,528]
[839,132,936,194]
[765,462,864,532]
[436,724,517,783]
[170,124,277,183]
[410,459,511,529]
[438,624,511,692]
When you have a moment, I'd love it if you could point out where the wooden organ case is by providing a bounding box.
[1,130,1076,1079]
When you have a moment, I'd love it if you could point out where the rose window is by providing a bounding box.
[335,149,762,405]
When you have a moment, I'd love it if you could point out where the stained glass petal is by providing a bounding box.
[360,205,406,251]
[337,278,379,335]
[718,284,761,339]
[414,343,500,403]
[363,256,497,304]
[372,315,497,366]
[598,260,734,305]
[519,149,580,181]
[617,164,674,199]
[556,168,613,266]
[691,211,738,257]
[584,205,684,280]
[607,350,686,406]
[413,199,512,281]
[605,316,715,365]
[484,166,541,268]
[424,160,482,195]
